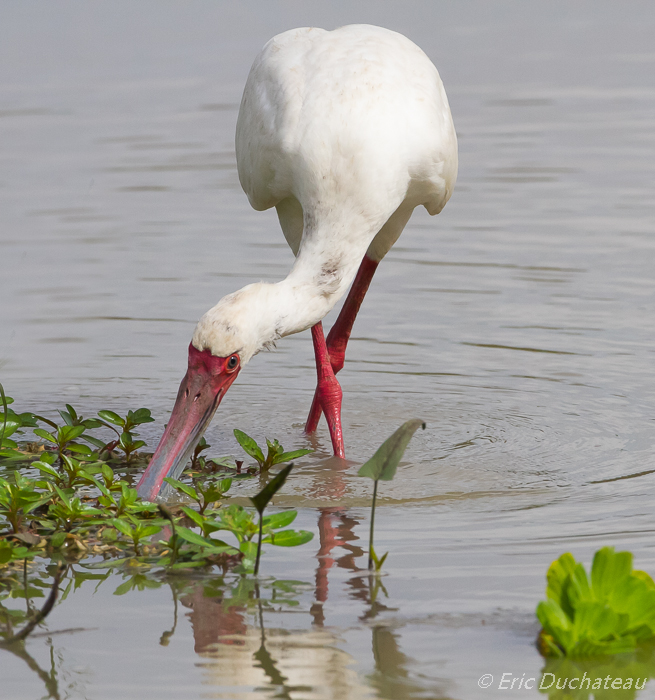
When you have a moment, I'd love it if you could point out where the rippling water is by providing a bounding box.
[1,2,655,698]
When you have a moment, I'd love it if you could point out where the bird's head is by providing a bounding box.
[136,285,278,502]
[135,342,241,501]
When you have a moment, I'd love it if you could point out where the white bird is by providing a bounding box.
[137,24,457,501]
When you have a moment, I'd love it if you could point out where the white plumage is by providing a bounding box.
[193,24,457,363]
[138,24,457,501]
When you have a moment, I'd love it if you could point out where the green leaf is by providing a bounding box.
[545,552,578,621]
[275,448,313,463]
[101,464,115,483]
[163,477,197,501]
[33,428,57,444]
[633,569,655,590]
[566,562,593,610]
[180,506,205,529]
[358,419,425,481]
[537,598,573,648]
[537,547,655,659]
[65,404,78,420]
[591,546,632,602]
[67,443,93,455]
[58,409,73,426]
[80,418,102,431]
[98,410,125,427]
[53,485,71,508]
[113,518,134,537]
[24,492,54,514]
[264,529,313,547]
[32,461,60,479]
[34,414,58,430]
[60,425,86,443]
[176,526,213,548]
[113,579,135,596]
[250,464,293,516]
[139,525,162,539]
[83,435,109,450]
[0,541,13,564]
[51,531,67,548]
[191,544,237,559]
[240,541,257,559]
[0,420,20,439]
[376,551,388,570]
[261,510,298,530]
[130,408,155,425]
[16,412,38,428]
[102,528,118,542]
[233,429,265,465]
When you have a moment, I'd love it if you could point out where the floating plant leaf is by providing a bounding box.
[537,547,655,658]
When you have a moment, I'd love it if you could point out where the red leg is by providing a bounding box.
[309,322,345,457]
[305,255,379,439]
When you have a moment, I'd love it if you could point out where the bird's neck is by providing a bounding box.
[194,214,382,364]
[192,274,356,365]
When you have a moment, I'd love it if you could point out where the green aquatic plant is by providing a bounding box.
[537,547,655,658]
[47,487,102,532]
[0,392,315,585]
[0,473,53,534]
[234,429,313,472]
[33,421,94,465]
[56,404,104,433]
[0,538,36,566]
[33,453,102,490]
[358,419,425,571]
[112,516,162,556]
[164,475,232,514]
[190,436,211,470]
[206,499,313,574]
[32,405,153,466]
[95,408,154,463]
[251,465,291,575]
[0,385,38,460]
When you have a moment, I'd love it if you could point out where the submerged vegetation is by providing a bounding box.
[537,547,655,658]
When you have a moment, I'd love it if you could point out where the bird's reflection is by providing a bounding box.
[181,583,247,653]
[311,507,364,626]
[168,479,435,700]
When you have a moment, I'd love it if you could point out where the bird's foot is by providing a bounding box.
[305,338,345,433]
[305,372,345,457]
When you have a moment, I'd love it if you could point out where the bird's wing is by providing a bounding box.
[236,24,457,230]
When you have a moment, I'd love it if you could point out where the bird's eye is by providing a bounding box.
[226,354,239,372]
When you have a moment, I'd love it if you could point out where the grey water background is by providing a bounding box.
[1,1,654,698]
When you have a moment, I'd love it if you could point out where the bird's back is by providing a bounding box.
[236,24,458,249]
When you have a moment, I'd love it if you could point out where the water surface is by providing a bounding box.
[1,2,655,698]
